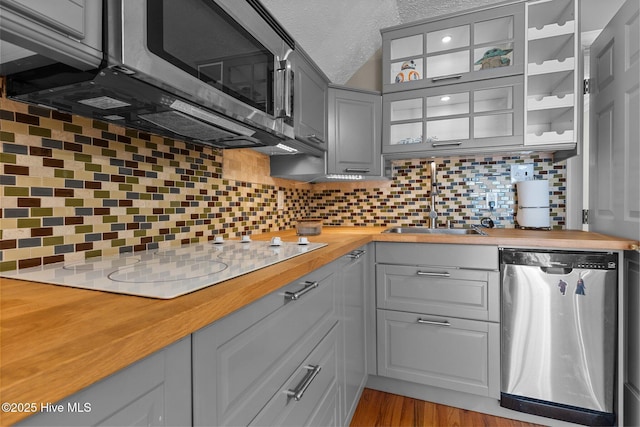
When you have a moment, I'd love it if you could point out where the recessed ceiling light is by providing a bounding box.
[440,96,451,102]
[442,35,452,43]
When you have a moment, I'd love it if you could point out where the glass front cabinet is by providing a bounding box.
[381,2,525,93]
[383,76,523,154]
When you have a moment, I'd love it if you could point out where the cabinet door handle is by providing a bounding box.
[417,271,451,277]
[431,141,463,147]
[276,60,292,119]
[344,168,370,173]
[306,135,325,144]
[285,281,318,301]
[417,318,451,327]
[286,364,321,401]
[431,74,463,82]
[347,250,366,259]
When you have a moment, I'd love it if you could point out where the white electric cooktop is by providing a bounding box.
[1,240,327,299]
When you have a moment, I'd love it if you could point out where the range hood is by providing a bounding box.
[270,153,391,182]
[6,65,285,149]
[2,0,324,153]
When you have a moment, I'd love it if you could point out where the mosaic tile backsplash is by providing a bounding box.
[313,154,566,228]
[0,93,566,272]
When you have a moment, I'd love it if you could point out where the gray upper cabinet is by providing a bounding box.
[17,337,192,427]
[0,0,102,70]
[328,86,382,177]
[293,49,329,148]
[383,75,524,155]
[381,2,524,93]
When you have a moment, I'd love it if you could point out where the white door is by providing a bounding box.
[589,1,640,424]
[589,0,639,240]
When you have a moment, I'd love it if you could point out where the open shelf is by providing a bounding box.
[527,93,574,110]
[527,0,575,30]
[528,35,574,65]
[528,57,575,75]
[527,20,575,40]
[526,129,574,145]
[525,0,578,148]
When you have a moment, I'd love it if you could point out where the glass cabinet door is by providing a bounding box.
[383,75,523,154]
[382,2,524,92]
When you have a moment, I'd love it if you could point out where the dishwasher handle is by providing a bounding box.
[540,267,573,275]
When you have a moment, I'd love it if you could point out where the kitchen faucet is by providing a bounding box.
[429,161,439,229]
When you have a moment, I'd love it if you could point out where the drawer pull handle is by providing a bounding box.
[431,141,463,147]
[417,271,451,277]
[344,168,370,173]
[348,250,366,259]
[431,74,463,82]
[306,135,325,144]
[285,281,318,301]
[417,318,451,327]
[286,364,321,401]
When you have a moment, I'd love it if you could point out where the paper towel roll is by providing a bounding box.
[517,207,550,228]
[517,180,549,207]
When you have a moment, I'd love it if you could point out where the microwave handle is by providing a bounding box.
[277,59,292,119]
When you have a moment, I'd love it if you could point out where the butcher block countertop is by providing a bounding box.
[1,226,635,425]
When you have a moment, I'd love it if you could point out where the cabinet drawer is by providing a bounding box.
[376,264,499,321]
[376,242,498,270]
[193,265,338,427]
[250,324,340,427]
[377,309,499,398]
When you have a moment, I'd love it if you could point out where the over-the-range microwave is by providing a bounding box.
[6,0,324,154]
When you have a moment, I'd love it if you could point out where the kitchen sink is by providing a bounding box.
[382,226,487,235]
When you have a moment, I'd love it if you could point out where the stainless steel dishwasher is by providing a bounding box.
[500,248,618,426]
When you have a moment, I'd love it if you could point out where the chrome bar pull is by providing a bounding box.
[347,250,366,259]
[306,135,325,144]
[276,60,292,119]
[431,74,463,82]
[285,281,318,301]
[431,141,463,147]
[344,168,370,173]
[417,318,451,327]
[417,270,451,277]
[286,364,321,401]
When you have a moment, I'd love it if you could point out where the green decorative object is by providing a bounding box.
[475,47,513,69]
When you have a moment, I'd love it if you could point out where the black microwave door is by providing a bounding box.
[146,0,274,115]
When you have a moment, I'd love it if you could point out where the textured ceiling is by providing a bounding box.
[260,0,625,85]
[261,0,509,84]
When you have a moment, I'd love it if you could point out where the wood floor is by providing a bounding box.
[349,388,545,427]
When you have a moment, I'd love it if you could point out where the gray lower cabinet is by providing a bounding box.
[250,324,341,427]
[375,242,500,399]
[376,309,500,398]
[18,337,192,427]
[192,262,340,427]
[17,245,372,427]
[338,246,370,423]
